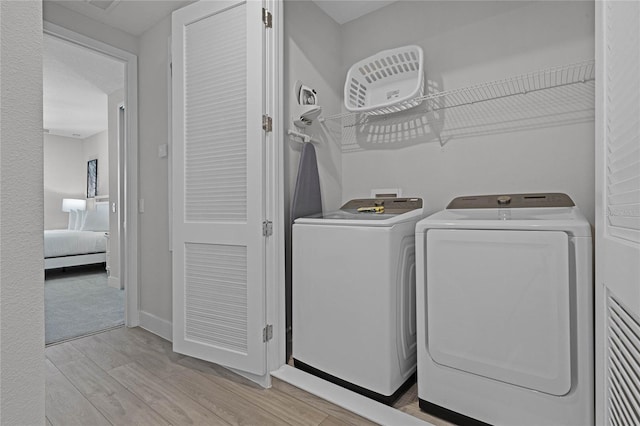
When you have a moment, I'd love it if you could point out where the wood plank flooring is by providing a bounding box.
[46,327,455,425]
[45,327,378,426]
[392,383,453,426]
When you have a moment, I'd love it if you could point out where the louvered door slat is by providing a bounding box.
[609,361,640,424]
[184,3,247,223]
[608,375,636,426]
[608,176,640,196]
[184,243,248,353]
[604,0,640,244]
[609,189,640,206]
[606,295,640,425]
[610,299,640,339]
[608,135,639,162]
[608,406,622,426]
[609,334,640,401]
[609,317,640,370]
[609,162,640,184]
[609,148,640,171]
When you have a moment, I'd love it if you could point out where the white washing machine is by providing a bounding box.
[415,193,593,426]
[293,197,424,404]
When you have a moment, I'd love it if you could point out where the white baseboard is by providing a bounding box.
[139,310,172,342]
[108,276,121,289]
[271,365,430,426]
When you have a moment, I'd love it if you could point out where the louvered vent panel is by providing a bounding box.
[606,1,640,243]
[184,3,247,222]
[606,294,640,425]
[184,243,248,354]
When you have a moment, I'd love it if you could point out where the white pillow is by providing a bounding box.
[81,203,109,232]
[68,210,77,230]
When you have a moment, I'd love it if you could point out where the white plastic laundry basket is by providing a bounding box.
[344,45,424,116]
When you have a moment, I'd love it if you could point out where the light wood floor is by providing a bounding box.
[46,327,452,425]
[393,381,453,425]
[284,359,454,425]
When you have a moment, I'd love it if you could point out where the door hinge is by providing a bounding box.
[262,115,272,133]
[262,220,273,237]
[263,324,273,342]
[262,8,272,28]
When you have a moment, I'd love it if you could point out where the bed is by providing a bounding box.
[45,202,109,270]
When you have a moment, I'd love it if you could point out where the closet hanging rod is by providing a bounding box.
[287,129,320,143]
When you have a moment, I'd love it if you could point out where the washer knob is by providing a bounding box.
[497,195,511,205]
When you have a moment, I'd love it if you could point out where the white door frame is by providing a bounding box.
[43,22,140,327]
[266,0,286,374]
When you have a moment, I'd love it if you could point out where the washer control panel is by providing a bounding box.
[447,193,575,209]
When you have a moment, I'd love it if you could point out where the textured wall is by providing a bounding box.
[0,1,46,424]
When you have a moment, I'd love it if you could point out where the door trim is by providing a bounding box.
[266,0,286,376]
[594,1,605,422]
[43,21,140,327]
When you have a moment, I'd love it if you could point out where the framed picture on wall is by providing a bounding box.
[87,159,98,198]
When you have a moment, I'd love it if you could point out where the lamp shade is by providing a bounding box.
[62,198,87,212]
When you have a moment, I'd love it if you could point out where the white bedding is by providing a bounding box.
[44,230,107,258]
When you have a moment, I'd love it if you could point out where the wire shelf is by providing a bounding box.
[323,59,595,127]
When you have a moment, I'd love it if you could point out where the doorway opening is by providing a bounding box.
[42,22,139,345]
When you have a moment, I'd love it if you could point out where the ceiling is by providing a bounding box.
[46,0,195,37]
[311,0,398,25]
[43,35,124,139]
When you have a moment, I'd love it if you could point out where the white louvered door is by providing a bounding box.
[596,1,640,424]
[172,0,267,375]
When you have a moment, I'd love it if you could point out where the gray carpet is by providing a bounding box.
[45,266,124,345]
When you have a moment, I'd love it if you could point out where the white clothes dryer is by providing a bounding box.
[293,197,424,404]
[415,193,593,426]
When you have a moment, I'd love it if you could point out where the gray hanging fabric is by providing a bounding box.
[291,142,322,221]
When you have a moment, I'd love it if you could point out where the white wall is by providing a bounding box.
[43,134,85,229]
[138,16,172,325]
[339,1,595,224]
[0,1,46,424]
[83,130,109,199]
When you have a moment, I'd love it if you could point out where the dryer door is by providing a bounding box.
[426,229,571,396]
